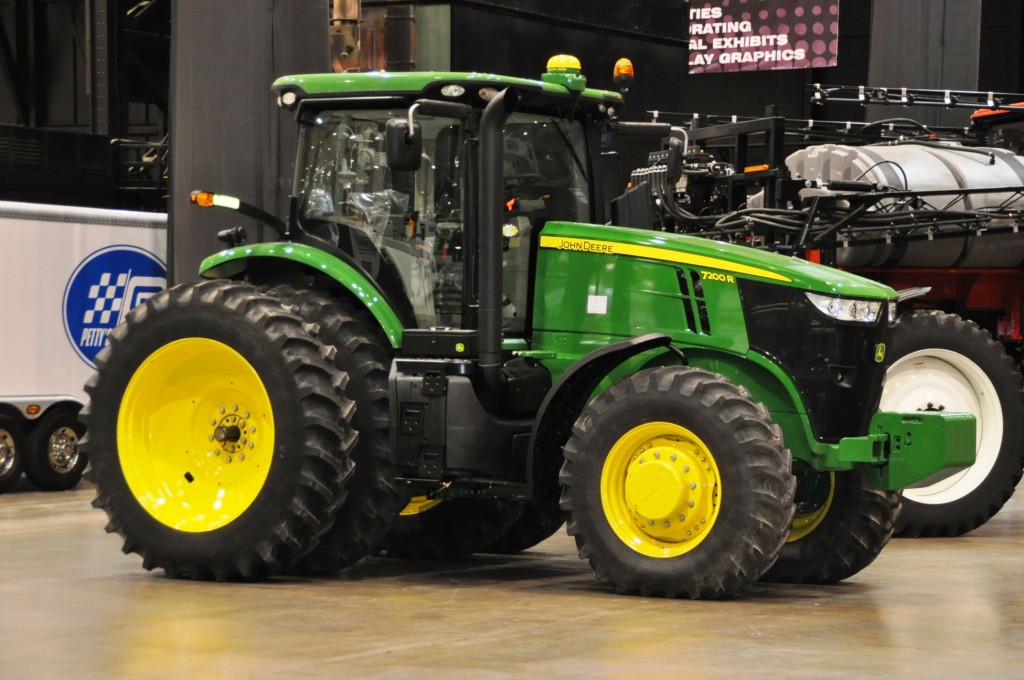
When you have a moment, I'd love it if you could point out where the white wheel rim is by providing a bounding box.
[879,349,1000,504]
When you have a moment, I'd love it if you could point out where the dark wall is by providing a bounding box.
[446,1,871,121]
[3,0,1023,216]
[443,1,871,181]
[167,0,329,284]
[0,0,87,128]
[867,0,981,126]
[979,0,1024,93]
[0,0,168,209]
[368,0,689,45]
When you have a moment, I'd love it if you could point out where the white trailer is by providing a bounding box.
[0,200,167,493]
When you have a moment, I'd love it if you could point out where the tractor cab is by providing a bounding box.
[289,94,593,334]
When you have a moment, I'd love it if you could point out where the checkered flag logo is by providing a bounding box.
[83,271,130,325]
[65,246,166,368]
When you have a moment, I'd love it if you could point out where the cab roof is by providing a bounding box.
[271,70,623,111]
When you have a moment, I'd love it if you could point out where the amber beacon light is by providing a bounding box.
[613,58,634,85]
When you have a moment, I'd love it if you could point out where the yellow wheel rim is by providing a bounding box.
[601,421,722,558]
[399,495,443,516]
[788,471,835,542]
[117,338,275,532]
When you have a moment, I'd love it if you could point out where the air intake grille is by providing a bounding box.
[677,268,711,335]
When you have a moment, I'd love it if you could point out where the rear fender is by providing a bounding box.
[200,243,405,348]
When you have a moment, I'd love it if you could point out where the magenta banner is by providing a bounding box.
[688,0,839,74]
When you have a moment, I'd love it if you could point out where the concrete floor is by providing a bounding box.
[1,482,1022,680]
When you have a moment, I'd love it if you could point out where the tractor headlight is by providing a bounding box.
[805,292,883,324]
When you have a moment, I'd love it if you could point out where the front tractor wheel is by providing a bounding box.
[881,310,1024,537]
[559,366,795,599]
[482,502,565,554]
[760,469,899,584]
[83,280,356,581]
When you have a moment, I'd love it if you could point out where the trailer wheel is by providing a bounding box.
[270,286,409,574]
[380,498,524,560]
[25,407,87,491]
[0,415,25,494]
[559,366,795,599]
[83,279,356,581]
[482,502,565,554]
[881,310,1024,537]
[760,469,898,584]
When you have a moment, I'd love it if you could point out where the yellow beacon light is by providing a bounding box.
[547,54,582,73]
[542,54,587,92]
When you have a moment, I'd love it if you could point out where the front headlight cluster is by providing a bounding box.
[805,292,890,324]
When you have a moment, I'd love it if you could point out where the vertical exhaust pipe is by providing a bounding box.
[477,87,519,403]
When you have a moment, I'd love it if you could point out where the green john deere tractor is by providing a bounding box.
[82,56,976,598]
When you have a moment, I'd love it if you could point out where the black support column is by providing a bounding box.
[168,0,329,285]
[868,0,982,126]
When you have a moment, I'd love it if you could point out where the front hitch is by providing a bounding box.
[822,411,977,490]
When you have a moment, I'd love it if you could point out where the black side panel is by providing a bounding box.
[445,378,532,480]
[610,180,654,230]
[389,359,532,483]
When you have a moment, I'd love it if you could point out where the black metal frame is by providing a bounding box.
[630,103,1024,259]
[809,84,1024,112]
[0,0,169,208]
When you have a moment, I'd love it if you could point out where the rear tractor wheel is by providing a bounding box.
[270,285,409,574]
[559,366,795,599]
[83,279,356,580]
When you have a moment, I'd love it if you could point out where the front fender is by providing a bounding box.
[200,242,405,348]
[527,334,685,506]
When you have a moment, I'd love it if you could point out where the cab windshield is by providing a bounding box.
[295,106,590,331]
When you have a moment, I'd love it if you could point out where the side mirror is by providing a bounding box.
[386,118,422,171]
[666,137,684,186]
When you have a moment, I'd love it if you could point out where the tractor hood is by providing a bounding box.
[539,222,898,300]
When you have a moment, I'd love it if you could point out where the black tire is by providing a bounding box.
[25,407,87,491]
[83,279,356,581]
[881,310,1024,537]
[559,366,796,599]
[270,285,409,574]
[481,502,565,554]
[0,415,25,494]
[381,499,524,560]
[761,469,898,584]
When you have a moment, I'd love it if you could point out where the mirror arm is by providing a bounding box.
[406,103,421,142]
